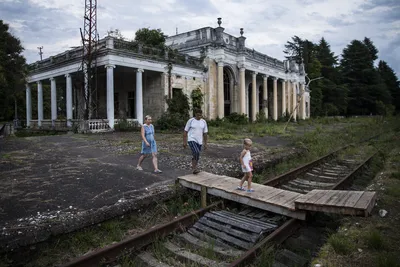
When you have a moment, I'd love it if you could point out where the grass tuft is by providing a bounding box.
[327,233,354,255]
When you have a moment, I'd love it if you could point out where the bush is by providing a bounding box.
[156,89,190,131]
[156,112,188,131]
[114,119,139,132]
[255,110,268,123]
[223,113,248,125]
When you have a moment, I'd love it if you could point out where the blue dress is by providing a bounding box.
[141,124,157,154]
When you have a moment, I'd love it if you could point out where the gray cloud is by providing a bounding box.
[0,0,399,77]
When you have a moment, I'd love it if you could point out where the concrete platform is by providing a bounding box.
[0,131,295,250]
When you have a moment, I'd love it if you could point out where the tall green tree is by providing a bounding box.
[283,36,317,76]
[283,35,304,64]
[315,38,347,115]
[315,37,338,81]
[340,38,391,115]
[378,60,399,112]
[0,20,27,121]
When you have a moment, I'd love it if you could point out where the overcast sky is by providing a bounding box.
[1,0,399,76]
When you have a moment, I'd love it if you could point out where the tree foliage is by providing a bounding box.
[0,20,27,121]
[134,28,166,48]
[284,34,398,116]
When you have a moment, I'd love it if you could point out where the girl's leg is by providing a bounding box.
[239,173,248,188]
[247,172,253,190]
[152,152,159,171]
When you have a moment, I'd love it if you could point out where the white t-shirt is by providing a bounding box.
[184,118,208,145]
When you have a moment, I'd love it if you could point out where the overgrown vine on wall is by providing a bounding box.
[191,86,204,115]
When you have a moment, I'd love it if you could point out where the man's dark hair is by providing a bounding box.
[194,108,203,114]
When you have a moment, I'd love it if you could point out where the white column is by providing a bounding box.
[263,75,268,119]
[251,72,257,122]
[106,65,115,129]
[50,77,57,125]
[300,83,306,120]
[65,74,73,127]
[292,81,297,121]
[287,81,292,114]
[136,68,144,125]
[217,61,224,119]
[273,77,278,121]
[282,80,286,117]
[26,84,32,127]
[37,81,43,127]
[239,67,246,115]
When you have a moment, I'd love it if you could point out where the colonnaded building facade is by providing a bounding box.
[26,18,309,132]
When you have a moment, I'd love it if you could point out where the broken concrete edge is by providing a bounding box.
[0,180,184,253]
[0,148,302,253]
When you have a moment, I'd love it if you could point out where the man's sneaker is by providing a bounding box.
[193,169,200,174]
[247,189,254,192]
[154,169,162,173]
[136,166,143,171]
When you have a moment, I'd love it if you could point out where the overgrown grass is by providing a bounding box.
[327,233,355,255]
[0,190,201,267]
[312,120,400,267]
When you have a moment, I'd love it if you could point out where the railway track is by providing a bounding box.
[62,143,379,267]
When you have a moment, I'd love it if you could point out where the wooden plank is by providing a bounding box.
[294,190,325,204]
[268,191,302,210]
[205,187,306,220]
[312,190,343,206]
[318,191,348,206]
[193,222,252,250]
[201,186,207,208]
[197,217,259,243]
[353,191,377,210]
[343,191,364,207]
[364,193,377,216]
[330,191,353,207]
[178,172,307,220]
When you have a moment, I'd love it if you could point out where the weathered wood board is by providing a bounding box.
[178,172,307,220]
[294,189,377,216]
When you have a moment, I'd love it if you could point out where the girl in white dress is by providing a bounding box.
[237,138,254,192]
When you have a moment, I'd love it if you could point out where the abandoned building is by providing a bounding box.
[26,18,309,132]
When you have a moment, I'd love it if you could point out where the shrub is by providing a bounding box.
[156,112,188,131]
[224,113,248,125]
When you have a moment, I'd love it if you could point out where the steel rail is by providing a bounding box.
[61,200,224,267]
[229,147,378,266]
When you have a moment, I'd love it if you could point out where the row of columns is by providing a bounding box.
[26,65,146,129]
[216,62,306,121]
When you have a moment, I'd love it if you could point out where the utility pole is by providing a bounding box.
[80,0,98,120]
[284,75,323,131]
[37,46,43,61]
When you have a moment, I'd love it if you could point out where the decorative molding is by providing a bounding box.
[137,68,144,73]
[105,64,116,69]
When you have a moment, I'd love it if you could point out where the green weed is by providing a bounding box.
[327,233,354,255]
[365,229,384,250]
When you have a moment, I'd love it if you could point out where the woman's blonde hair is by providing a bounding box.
[144,115,152,121]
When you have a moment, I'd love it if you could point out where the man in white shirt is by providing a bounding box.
[183,109,208,174]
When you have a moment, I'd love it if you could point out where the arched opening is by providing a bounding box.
[248,83,253,120]
[223,67,234,116]
[259,85,263,113]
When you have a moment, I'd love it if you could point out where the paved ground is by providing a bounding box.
[0,131,295,250]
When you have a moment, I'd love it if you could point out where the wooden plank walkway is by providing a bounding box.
[178,172,307,220]
[294,189,377,217]
[178,172,378,219]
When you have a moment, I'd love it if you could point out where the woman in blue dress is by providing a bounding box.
[136,115,162,173]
